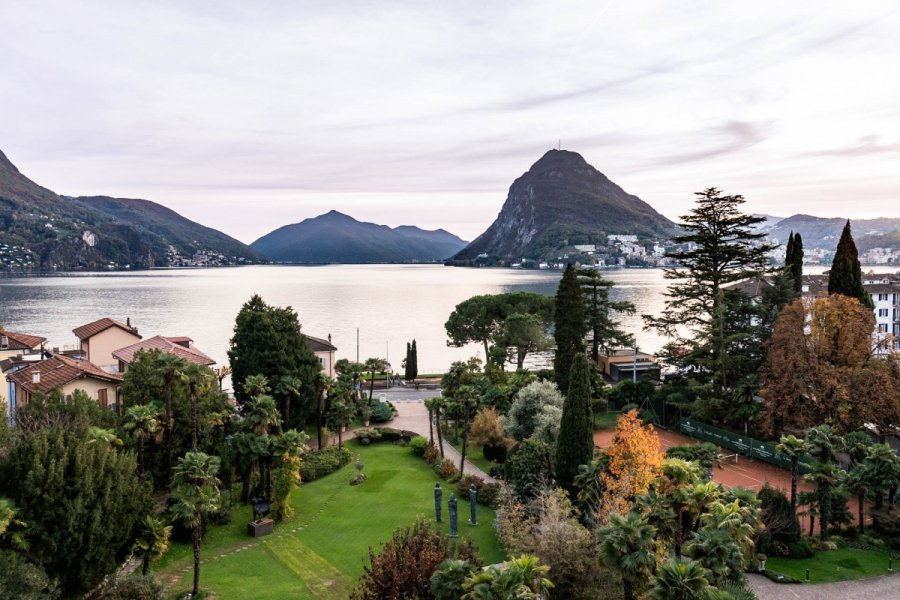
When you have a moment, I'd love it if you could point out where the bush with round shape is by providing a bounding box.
[410,436,429,456]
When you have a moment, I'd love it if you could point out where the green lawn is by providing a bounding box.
[766,547,896,583]
[156,441,504,599]
[446,435,498,475]
[593,410,622,431]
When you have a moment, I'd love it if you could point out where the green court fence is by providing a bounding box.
[679,417,813,474]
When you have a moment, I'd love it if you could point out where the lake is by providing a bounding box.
[0,265,675,373]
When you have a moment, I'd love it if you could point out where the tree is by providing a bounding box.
[553,264,587,394]
[462,554,553,600]
[505,439,552,503]
[843,464,872,534]
[363,357,391,400]
[758,295,876,435]
[555,354,595,495]
[153,352,188,475]
[425,397,444,456]
[577,268,635,363]
[644,188,775,411]
[685,526,744,585]
[468,407,504,449]
[804,460,843,539]
[275,374,303,430]
[790,232,804,296]
[431,559,477,600]
[170,451,221,597]
[775,435,808,511]
[454,385,479,476]
[828,220,873,308]
[410,340,418,381]
[3,427,151,595]
[352,517,481,600]
[648,559,713,600]
[499,313,548,370]
[598,511,657,600]
[600,410,663,520]
[185,363,216,449]
[504,380,564,442]
[123,404,163,477]
[228,295,322,423]
[133,514,172,575]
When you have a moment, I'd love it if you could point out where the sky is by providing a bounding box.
[2,1,900,244]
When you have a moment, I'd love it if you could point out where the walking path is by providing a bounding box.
[748,573,900,600]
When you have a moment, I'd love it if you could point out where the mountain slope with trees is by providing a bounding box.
[449,149,678,263]
[767,214,900,250]
[250,210,468,263]
[0,149,262,271]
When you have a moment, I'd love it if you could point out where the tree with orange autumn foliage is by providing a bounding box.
[758,294,887,435]
[598,410,663,521]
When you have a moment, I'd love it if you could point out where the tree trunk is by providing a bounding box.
[820,493,830,540]
[190,393,198,450]
[241,468,252,504]
[889,484,897,508]
[284,396,291,430]
[192,516,201,596]
[164,377,174,475]
[142,554,150,576]
[459,403,470,476]
[435,407,444,458]
[369,372,375,400]
[623,580,634,600]
[858,493,865,534]
[137,436,145,477]
[482,339,490,364]
[790,461,798,511]
[338,426,343,449]
[517,349,526,371]
[428,408,434,445]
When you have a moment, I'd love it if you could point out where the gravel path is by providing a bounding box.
[748,573,900,600]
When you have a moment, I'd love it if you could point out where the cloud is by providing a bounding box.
[805,136,900,158]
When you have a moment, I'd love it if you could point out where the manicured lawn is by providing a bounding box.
[156,441,504,599]
[766,547,896,583]
[593,410,622,431]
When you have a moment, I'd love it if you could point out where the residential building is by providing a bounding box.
[7,354,123,422]
[304,334,337,377]
[598,348,661,382]
[112,335,215,373]
[72,317,141,372]
[0,330,47,406]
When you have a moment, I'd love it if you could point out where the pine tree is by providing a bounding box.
[791,232,804,296]
[553,264,587,393]
[828,220,873,308]
[577,268,635,363]
[555,353,594,496]
[644,188,775,402]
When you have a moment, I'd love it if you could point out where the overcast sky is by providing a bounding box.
[2,1,900,243]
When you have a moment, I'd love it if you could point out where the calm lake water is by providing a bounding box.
[0,265,679,373]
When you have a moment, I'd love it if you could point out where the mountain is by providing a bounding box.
[250,211,468,263]
[0,149,262,271]
[766,214,900,251]
[449,149,678,263]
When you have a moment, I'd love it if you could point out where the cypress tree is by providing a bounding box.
[410,339,418,381]
[555,353,594,496]
[785,231,795,275]
[791,233,804,296]
[553,263,587,393]
[404,342,412,381]
[828,220,873,308]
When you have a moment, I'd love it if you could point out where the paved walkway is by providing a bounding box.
[748,573,900,599]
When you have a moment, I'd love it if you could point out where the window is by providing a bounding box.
[878,324,889,333]
[879,308,889,317]
[98,388,108,408]
[878,293,889,301]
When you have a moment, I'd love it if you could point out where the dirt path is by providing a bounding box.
[748,573,900,599]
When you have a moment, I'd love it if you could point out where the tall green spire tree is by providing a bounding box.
[553,264,587,394]
[828,220,873,308]
[410,339,418,381]
[785,232,796,278]
[555,353,594,496]
[791,232,804,296]
[644,188,775,406]
[577,268,635,363]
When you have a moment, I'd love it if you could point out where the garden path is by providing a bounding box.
[748,572,900,599]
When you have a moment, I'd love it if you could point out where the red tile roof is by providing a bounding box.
[72,317,140,341]
[304,334,336,352]
[0,331,47,351]
[112,335,215,367]
[8,354,123,394]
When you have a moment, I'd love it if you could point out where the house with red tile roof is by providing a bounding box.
[1,330,49,409]
[72,317,141,373]
[112,335,215,372]
[304,334,337,377]
[7,354,124,420]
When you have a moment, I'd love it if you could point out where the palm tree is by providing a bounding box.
[700,499,757,559]
[843,464,871,533]
[170,451,221,597]
[797,490,818,537]
[86,426,121,448]
[841,431,873,467]
[244,373,271,399]
[455,385,479,476]
[363,357,391,400]
[243,394,282,498]
[424,397,440,446]
[157,352,189,474]
[326,397,355,448]
[123,404,163,476]
[598,512,657,600]
[431,558,476,600]
[648,559,712,600]
[864,443,900,510]
[134,514,173,575]
[776,434,808,511]
[684,528,744,585]
[275,375,302,429]
[682,482,722,540]
[427,396,446,458]
[804,425,838,462]
[186,364,216,449]
[804,460,843,539]
[463,554,552,600]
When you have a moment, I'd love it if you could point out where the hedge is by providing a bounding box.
[300,445,352,482]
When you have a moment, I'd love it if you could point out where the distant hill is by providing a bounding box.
[767,214,900,251]
[449,149,678,263]
[250,211,468,263]
[0,149,262,271]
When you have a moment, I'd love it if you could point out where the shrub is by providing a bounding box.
[505,381,564,441]
[376,427,403,441]
[423,443,440,463]
[271,454,301,521]
[478,483,501,508]
[447,472,462,484]
[368,399,395,423]
[482,441,508,463]
[410,436,429,456]
[457,474,485,496]
[469,407,504,448]
[355,428,383,445]
[504,439,551,503]
[666,443,719,470]
[97,574,164,600]
[351,518,481,600]
[786,538,814,559]
[299,445,352,482]
[758,484,801,545]
[435,458,459,479]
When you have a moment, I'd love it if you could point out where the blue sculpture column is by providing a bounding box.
[434,482,442,522]
[448,494,458,537]
[468,484,478,525]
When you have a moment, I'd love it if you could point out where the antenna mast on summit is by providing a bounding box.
[558,139,561,150]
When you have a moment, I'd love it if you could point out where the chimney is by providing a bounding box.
[126,317,131,328]
[32,371,41,385]
[328,333,332,344]
[0,335,8,349]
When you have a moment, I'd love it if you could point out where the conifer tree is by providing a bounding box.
[644,188,775,401]
[553,264,587,393]
[785,232,795,277]
[404,342,412,382]
[828,220,873,308]
[410,339,418,381]
[577,268,634,363]
[555,353,594,496]
[791,232,804,296]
